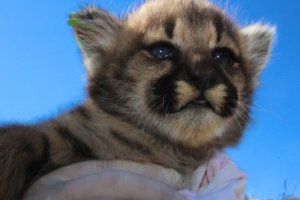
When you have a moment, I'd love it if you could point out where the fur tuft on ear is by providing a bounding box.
[241,24,276,87]
[70,7,121,76]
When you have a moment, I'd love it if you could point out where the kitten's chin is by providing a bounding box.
[163,108,228,148]
[171,102,219,120]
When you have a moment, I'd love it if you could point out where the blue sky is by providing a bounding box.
[0,0,299,199]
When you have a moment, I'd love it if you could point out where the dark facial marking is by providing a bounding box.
[150,77,177,114]
[210,63,239,117]
[184,5,240,49]
[165,18,176,39]
[220,86,238,117]
[211,12,241,50]
[213,13,225,43]
[148,62,184,115]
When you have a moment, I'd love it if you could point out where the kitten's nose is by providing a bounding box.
[188,67,221,90]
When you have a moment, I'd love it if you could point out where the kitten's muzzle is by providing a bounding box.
[179,68,238,117]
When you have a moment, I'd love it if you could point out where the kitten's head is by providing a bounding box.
[71,0,274,149]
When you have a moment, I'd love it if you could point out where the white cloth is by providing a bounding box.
[179,151,247,200]
[24,151,247,200]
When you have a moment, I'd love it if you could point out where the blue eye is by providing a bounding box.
[149,43,175,59]
[212,48,235,66]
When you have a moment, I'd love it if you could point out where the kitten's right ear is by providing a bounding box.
[69,7,121,76]
[241,24,275,88]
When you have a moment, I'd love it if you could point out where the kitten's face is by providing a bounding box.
[72,0,274,148]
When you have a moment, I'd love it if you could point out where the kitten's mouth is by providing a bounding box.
[188,101,206,106]
[178,96,211,111]
[177,93,237,117]
[174,83,238,117]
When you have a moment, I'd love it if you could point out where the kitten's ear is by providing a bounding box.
[70,7,121,76]
[241,24,276,87]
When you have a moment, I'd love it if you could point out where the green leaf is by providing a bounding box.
[68,18,97,32]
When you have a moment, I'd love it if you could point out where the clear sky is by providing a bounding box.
[0,0,299,199]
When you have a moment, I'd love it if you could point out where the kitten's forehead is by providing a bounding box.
[127,0,240,52]
[127,0,211,31]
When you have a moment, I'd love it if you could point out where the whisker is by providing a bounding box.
[231,105,249,123]
[236,101,261,112]
[230,108,243,130]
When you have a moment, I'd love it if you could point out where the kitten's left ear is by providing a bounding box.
[241,24,276,87]
[70,7,122,76]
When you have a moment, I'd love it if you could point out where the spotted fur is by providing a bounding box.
[0,0,274,199]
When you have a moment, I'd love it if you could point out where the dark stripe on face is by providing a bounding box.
[188,7,225,43]
[147,60,185,115]
[186,2,202,25]
[212,11,241,50]
[165,18,175,39]
[213,13,224,43]
[55,125,97,160]
[149,76,177,115]
[111,130,152,155]
[185,6,240,49]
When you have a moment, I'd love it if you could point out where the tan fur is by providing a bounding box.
[205,84,228,113]
[175,81,200,109]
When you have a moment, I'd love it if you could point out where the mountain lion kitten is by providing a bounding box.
[0,0,274,199]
